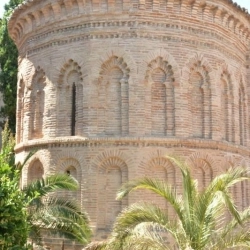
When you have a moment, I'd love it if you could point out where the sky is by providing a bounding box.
[0,0,250,18]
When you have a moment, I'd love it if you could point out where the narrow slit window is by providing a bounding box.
[71,82,76,136]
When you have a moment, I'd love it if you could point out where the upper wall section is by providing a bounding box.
[8,0,250,53]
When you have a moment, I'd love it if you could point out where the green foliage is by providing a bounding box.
[0,123,29,249]
[0,175,29,250]
[0,0,24,132]
[1,121,15,167]
[86,156,250,250]
[0,123,92,249]
[25,174,92,246]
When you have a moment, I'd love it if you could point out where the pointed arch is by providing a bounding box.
[188,61,211,139]
[57,59,83,136]
[97,56,130,136]
[30,67,46,139]
[220,70,234,143]
[182,54,213,139]
[145,56,175,136]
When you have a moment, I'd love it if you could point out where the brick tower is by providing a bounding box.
[8,0,250,248]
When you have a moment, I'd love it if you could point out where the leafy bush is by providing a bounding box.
[0,123,29,249]
[0,0,24,132]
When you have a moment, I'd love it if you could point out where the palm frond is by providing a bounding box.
[220,207,250,239]
[207,167,249,195]
[196,167,249,231]
[194,192,226,249]
[102,157,250,250]
[213,230,250,250]
[220,190,241,225]
[111,202,180,245]
[117,178,184,221]
[165,156,200,246]
[24,174,78,204]
[84,241,109,250]
[119,223,169,250]
[16,150,36,171]
[29,197,91,244]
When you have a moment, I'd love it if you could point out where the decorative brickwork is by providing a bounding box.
[58,60,83,136]
[8,0,250,248]
[97,56,130,136]
[30,67,46,139]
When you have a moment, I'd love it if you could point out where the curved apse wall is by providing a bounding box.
[9,0,250,245]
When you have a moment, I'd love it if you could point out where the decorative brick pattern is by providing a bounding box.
[30,67,46,139]
[57,60,83,136]
[97,56,129,136]
[8,0,250,247]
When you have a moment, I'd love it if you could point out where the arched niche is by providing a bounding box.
[144,156,180,216]
[145,57,175,137]
[97,156,128,231]
[56,158,81,202]
[187,153,214,191]
[30,67,46,139]
[57,59,83,136]
[189,63,211,139]
[27,159,44,184]
[220,71,234,143]
[97,56,130,136]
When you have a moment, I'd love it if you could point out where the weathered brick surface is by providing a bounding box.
[8,0,250,248]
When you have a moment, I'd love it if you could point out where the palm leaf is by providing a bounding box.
[84,241,108,250]
[30,197,91,244]
[204,167,249,225]
[84,240,108,250]
[213,230,250,250]
[111,202,182,246]
[118,223,169,250]
[24,174,91,246]
[220,207,250,239]
[117,178,184,221]
[97,156,250,250]
[24,174,78,204]
[166,156,200,247]
[16,150,36,171]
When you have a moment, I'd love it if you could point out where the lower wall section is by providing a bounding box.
[16,137,250,242]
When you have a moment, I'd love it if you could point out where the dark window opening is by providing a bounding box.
[71,83,76,136]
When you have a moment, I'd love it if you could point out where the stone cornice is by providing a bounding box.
[8,0,250,47]
[14,137,250,157]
